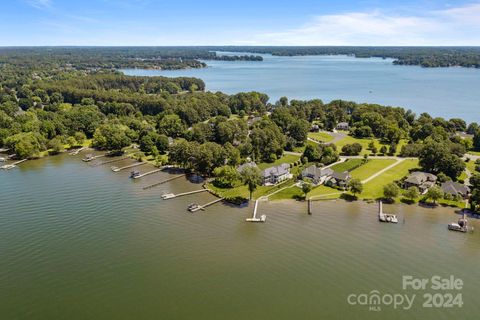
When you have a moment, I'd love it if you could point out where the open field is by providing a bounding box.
[333,136,407,156]
[308,132,334,143]
[350,159,397,181]
[330,158,363,172]
[360,159,419,199]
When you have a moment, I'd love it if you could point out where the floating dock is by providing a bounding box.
[246,199,267,222]
[161,189,209,200]
[142,174,186,190]
[111,162,147,172]
[188,198,224,212]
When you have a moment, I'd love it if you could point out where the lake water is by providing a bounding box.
[122,54,480,122]
[2,154,480,319]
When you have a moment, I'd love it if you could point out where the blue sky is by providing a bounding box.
[1,0,480,45]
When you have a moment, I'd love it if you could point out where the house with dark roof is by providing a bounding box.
[262,163,291,185]
[441,181,471,199]
[403,172,437,194]
[236,161,258,173]
[301,165,334,185]
[336,122,350,131]
[326,171,351,188]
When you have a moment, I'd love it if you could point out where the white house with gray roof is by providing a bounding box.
[262,163,291,185]
[302,165,334,185]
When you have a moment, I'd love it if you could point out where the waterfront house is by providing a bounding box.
[262,163,291,185]
[236,161,258,173]
[301,165,334,185]
[336,122,350,131]
[403,172,437,194]
[441,181,471,199]
[327,171,351,188]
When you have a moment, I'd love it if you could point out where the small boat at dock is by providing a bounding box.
[130,170,140,178]
[448,214,469,233]
[187,203,203,212]
[82,154,95,162]
[378,201,398,223]
[0,157,6,162]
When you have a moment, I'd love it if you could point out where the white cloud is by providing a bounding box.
[241,3,480,46]
[26,0,52,9]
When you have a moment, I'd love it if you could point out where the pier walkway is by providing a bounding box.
[69,147,86,155]
[161,189,208,200]
[246,198,267,222]
[111,162,147,172]
[94,156,128,166]
[143,174,186,190]
[133,168,163,179]
[189,198,224,212]
[0,159,27,170]
[82,154,106,162]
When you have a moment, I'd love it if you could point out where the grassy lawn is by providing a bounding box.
[333,135,407,156]
[268,185,304,200]
[309,185,343,199]
[360,159,419,200]
[330,158,364,172]
[350,159,396,181]
[308,132,334,143]
[257,154,300,170]
[208,179,296,200]
[467,151,480,156]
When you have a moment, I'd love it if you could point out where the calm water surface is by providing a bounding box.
[122,53,480,122]
[1,154,480,319]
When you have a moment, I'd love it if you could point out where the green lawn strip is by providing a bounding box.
[207,179,296,200]
[334,135,407,156]
[308,185,343,199]
[257,154,300,170]
[268,185,304,200]
[349,159,397,181]
[308,132,334,143]
[467,151,480,156]
[360,159,420,200]
[330,158,364,172]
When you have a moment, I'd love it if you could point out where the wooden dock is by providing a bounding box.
[0,148,10,153]
[93,156,128,166]
[82,154,106,162]
[246,198,267,222]
[111,162,147,172]
[189,198,224,212]
[0,159,27,170]
[69,147,86,155]
[161,188,209,200]
[143,174,186,190]
[132,168,164,179]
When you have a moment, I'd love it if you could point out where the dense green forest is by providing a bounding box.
[1,47,479,71]
[0,47,262,71]
[1,47,480,187]
[216,46,480,68]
